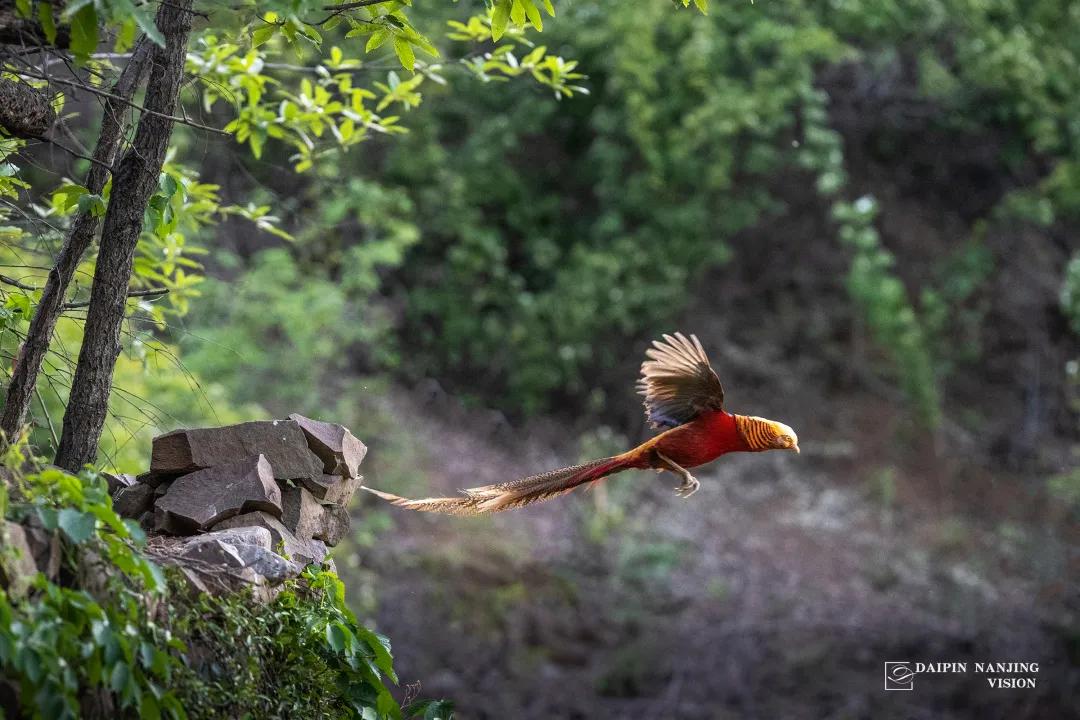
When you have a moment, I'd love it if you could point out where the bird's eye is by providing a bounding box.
[779,435,792,445]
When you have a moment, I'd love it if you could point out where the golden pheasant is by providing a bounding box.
[364,332,799,514]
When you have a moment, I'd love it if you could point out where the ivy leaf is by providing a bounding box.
[110,661,131,694]
[34,506,57,531]
[325,623,347,651]
[393,36,415,72]
[354,624,397,684]
[58,508,96,543]
[405,700,456,720]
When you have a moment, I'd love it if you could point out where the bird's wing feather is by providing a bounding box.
[636,332,724,428]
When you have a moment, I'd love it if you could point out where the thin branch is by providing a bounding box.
[28,135,117,174]
[316,0,397,25]
[35,386,59,450]
[0,274,169,308]
[14,69,230,136]
[63,288,169,309]
[322,0,397,11]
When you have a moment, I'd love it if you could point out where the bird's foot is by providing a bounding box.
[674,474,700,498]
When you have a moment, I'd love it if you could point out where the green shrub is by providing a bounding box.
[0,444,440,719]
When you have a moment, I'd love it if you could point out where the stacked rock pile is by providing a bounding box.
[108,414,365,595]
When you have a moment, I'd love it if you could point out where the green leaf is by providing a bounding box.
[491,0,510,41]
[510,0,526,27]
[51,183,88,213]
[35,506,57,531]
[77,193,107,218]
[694,0,708,14]
[114,17,137,52]
[133,8,165,47]
[325,623,346,652]
[355,624,397,683]
[252,25,277,48]
[110,661,130,694]
[366,29,390,53]
[393,36,415,72]
[38,2,57,45]
[69,5,98,62]
[522,0,542,31]
[58,508,96,543]
[139,692,161,720]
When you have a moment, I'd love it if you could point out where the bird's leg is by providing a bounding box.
[655,452,700,498]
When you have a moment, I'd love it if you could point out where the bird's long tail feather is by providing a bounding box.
[362,455,634,515]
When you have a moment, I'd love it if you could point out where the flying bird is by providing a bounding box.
[364,332,799,514]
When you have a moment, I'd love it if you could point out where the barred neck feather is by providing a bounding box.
[733,414,776,451]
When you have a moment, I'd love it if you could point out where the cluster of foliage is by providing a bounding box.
[0,441,435,719]
[166,567,452,720]
[0,442,184,719]
[2,0,702,461]
[182,0,1080,426]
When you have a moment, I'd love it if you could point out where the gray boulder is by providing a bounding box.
[212,511,328,566]
[151,420,324,480]
[154,455,282,534]
[288,414,367,478]
[113,482,155,519]
[300,473,363,507]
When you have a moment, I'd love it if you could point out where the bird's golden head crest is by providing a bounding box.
[735,415,800,453]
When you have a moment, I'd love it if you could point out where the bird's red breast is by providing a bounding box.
[646,409,748,469]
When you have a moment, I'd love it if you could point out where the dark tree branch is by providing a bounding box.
[315,0,397,25]
[0,38,151,441]
[0,274,169,308]
[14,68,230,136]
[56,0,194,470]
[322,0,397,11]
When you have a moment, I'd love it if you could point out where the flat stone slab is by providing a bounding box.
[313,504,349,546]
[113,483,155,519]
[300,473,363,507]
[151,420,324,480]
[177,527,300,584]
[212,511,328,566]
[154,455,282,534]
[102,472,137,496]
[0,521,38,598]
[280,485,323,540]
[288,414,367,478]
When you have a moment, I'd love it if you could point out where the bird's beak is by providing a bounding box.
[791,444,800,454]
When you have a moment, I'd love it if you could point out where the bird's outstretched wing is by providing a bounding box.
[637,332,725,428]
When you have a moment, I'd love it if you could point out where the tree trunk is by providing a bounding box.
[54,0,193,471]
[0,39,150,442]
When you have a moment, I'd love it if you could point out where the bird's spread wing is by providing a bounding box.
[637,332,724,428]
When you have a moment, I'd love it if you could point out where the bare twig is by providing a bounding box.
[0,273,169,308]
[35,386,59,450]
[322,0,397,11]
[14,69,230,136]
